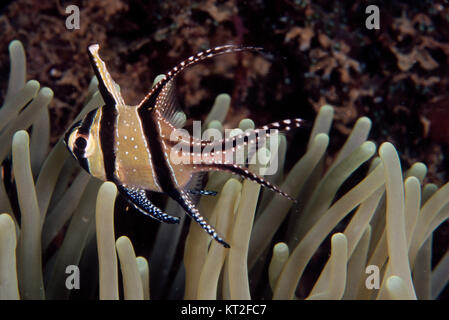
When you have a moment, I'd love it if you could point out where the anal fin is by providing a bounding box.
[168,189,229,248]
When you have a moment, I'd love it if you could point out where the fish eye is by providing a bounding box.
[75,137,87,150]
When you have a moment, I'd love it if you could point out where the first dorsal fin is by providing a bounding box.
[87,44,125,106]
[138,45,264,113]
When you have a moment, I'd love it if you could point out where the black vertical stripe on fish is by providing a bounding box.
[73,139,90,173]
[77,109,97,135]
[138,107,176,192]
[64,120,81,147]
[99,104,118,182]
[138,93,229,247]
[67,111,97,173]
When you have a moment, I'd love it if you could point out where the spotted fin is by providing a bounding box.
[187,189,217,196]
[182,172,214,203]
[118,186,180,224]
[201,163,296,202]
[204,118,305,152]
[198,118,305,167]
[154,79,186,129]
[138,45,264,113]
[168,189,229,248]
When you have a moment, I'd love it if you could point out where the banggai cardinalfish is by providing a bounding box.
[64,44,304,247]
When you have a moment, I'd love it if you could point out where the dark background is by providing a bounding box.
[0,0,448,299]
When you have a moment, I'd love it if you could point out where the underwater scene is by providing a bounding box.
[0,0,448,302]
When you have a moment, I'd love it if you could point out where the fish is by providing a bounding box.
[64,43,304,248]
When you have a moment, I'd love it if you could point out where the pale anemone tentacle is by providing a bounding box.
[13,130,45,300]
[0,85,52,164]
[413,237,432,299]
[326,116,372,174]
[0,214,20,299]
[409,182,449,268]
[306,233,348,300]
[0,171,15,230]
[0,81,39,133]
[184,118,231,300]
[204,93,231,127]
[96,181,119,300]
[227,148,267,299]
[257,134,287,214]
[432,247,449,299]
[342,226,372,300]
[292,141,377,245]
[249,133,329,267]
[385,275,414,300]
[311,185,383,296]
[136,256,150,300]
[4,40,26,104]
[404,177,421,248]
[422,183,438,204]
[307,104,334,149]
[273,156,383,300]
[197,178,241,299]
[45,178,100,299]
[149,198,186,299]
[376,142,416,300]
[268,242,289,291]
[116,236,144,300]
[30,106,50,177]
[42,170,91,249]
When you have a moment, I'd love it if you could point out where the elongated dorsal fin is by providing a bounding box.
[138,45,264,113]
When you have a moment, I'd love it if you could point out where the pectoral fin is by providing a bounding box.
[118,185,180,224]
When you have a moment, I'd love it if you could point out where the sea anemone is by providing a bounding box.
[1,40,448,300]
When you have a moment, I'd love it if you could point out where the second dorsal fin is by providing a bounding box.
[138,45,264,114]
